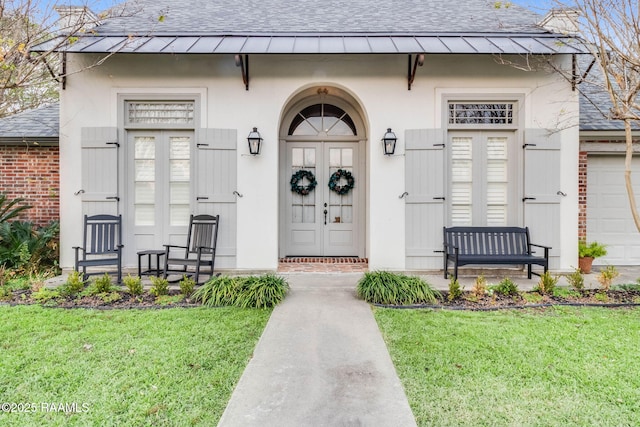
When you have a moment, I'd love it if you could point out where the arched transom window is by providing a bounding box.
[288,103,357,136]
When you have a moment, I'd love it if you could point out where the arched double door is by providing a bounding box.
[279,91,366,257]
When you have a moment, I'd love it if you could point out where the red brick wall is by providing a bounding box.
[578,151,588,241]
[0,146,59,225]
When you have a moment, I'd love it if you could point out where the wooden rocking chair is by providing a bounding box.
[74,214,124,283]
[163,214,219,284]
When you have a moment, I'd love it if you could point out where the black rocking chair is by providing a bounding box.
[74,214,124,283]
[163,214,219,284]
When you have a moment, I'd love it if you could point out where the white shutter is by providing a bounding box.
[405,129,445,269]
[195,129,237,268]
[524,129,561,268]
[80,127,119,215]
[450,136,473,225]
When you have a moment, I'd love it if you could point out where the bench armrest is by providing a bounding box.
[443,242,459,257]
[529,243,550,259]
[529,243,551,250]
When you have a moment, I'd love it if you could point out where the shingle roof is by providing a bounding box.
[578,56,640,132]
[0,103,59,144]
[33,0,583,55]
[99,0,545,35]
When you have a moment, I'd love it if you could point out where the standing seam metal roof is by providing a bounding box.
[36,34,583,55]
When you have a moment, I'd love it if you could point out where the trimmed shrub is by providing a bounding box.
[597,265,619,291]
[565,267,584,291]
[534,271,559,295]
[471,275,487,298]
[179,275,196,297]
[59,270,86,297]
[448,278,463,301]
[149,276,169,297]
[93,273,114,293]
[491,278,519,296]
[123,274,143,296]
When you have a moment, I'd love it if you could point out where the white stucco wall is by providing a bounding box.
[59,52,578,271]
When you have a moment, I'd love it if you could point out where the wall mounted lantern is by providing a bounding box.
[382,128,397,155]
[247,127,263,155]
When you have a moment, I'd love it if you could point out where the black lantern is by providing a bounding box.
[382,128,397,155]
[247,127,263,155]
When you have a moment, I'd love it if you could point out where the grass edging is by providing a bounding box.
[373,301,640,311]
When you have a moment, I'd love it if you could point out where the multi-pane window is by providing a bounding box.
[134,136,156,226]
[448,103,514,125]
[328,148,354,224]
[132,132,191,228]
[291,147,317,224]
[289,104,357,136]
[169,136,191,226]
[127,102,195,125]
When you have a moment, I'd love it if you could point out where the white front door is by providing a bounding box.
[285,142,359,256]
[127,130,193,257]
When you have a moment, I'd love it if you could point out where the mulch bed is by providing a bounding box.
[2,288,640,310]
[4,289,201,309]
[375,289,640,310]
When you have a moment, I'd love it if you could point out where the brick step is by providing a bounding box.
[278,257,369,272]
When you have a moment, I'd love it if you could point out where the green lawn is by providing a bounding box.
[0,305,271,426]
[375,307,640,427]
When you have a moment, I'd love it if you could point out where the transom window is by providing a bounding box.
[288,103,357,136]
[127,101,195,126]
[448,103,514,125]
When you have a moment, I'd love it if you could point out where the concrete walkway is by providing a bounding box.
[217,273,417,427]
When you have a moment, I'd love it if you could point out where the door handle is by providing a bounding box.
[324,209,328,225]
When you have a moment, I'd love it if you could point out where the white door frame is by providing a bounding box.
[278,90,367,258]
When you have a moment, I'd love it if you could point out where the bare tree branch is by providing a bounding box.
[0,0,143,117]
[558,0,640,231]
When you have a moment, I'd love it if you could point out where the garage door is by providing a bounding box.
[587,155,640,265]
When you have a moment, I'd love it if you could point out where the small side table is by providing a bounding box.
[137,249,166,277]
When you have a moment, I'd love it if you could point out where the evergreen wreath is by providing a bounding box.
[328,169,355,195]
[290,170,317,196]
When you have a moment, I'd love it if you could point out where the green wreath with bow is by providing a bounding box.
[290,170,318,196]
[328,169,355,195]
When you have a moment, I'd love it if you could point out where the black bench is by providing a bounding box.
[443,226,550,280]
